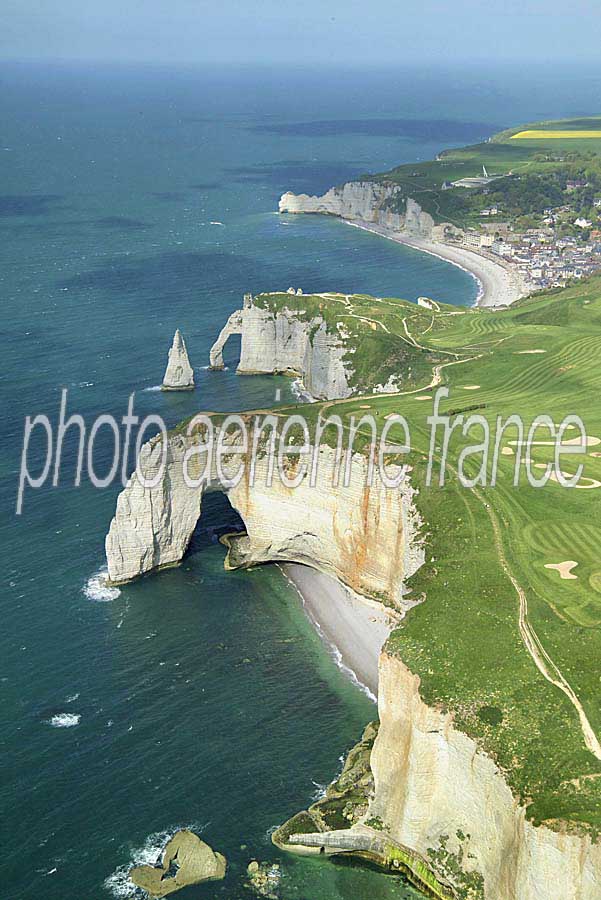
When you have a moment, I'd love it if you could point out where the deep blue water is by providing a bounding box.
[2,62,601,900]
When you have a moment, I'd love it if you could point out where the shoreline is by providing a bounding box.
[281,563,399,700]
[345,219,532,308]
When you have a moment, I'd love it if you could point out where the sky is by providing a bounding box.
[1,0,601,67]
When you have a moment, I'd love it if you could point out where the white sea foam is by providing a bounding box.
[47,713,81,728]
[84,569,121,602]
[143,384,162,392]
[311,780,327,801]
[65,692,79,703]
[104,829,172,899]
[290,379,316,403]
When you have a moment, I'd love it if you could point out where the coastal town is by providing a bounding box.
[444,175,601,291]
[453,214,601,291]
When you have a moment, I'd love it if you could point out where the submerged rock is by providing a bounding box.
[130,829,226,896]
[162,329,194,391]
[246,860,281,898]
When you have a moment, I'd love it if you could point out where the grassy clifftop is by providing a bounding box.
[248,277,601,835]
[365,116,601,229]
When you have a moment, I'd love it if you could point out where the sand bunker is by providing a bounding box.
[462,385,480,390]
[564,435,601,446]
[501,447,514,456]
[414,395,432,401]
[515,349,546,354]
[545,561,578,580]
[591,452,601,458]
[534,464,601,488]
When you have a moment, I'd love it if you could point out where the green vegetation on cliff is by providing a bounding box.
[241,275,601,836]
[365,116,601,229]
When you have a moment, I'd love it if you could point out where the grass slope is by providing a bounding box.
[244,278,601,836]
[366,116,601,229]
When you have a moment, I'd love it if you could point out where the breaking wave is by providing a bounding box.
[84,569,121,602]
[47,713,81,728]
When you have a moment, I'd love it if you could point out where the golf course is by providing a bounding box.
[241,276,601,837]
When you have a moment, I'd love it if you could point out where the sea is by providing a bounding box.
[2,61,601,899]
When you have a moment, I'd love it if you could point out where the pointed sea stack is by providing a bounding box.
[162,329,195,391]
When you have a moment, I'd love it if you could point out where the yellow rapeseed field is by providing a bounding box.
[511,129,601,139]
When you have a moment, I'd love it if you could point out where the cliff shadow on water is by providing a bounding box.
[185,492,247,560]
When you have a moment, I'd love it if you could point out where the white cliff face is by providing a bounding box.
[209,299,352,400]
[225,447,423,605]
[105,434,204,582]
[403,197,435,239]
[365,651,601,900]
[104,426,601,897]
[279,181,402,225]
[162,329,195,390]
[105,432,423,608]
[279,183,433,239]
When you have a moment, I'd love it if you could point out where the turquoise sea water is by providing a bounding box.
[2,63,601,899]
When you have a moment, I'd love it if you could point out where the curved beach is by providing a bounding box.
[283,563,398,700]
[347,220,532,308]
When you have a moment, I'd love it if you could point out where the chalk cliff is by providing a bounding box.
[366,651,601,899]
[104,421,601,897]
[162,329,194,391]
[277,650,601,899]
[279,183,434,239]
[209,295,352,400]
[105,430,423,607]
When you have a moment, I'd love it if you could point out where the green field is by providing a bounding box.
[366,116,601,229]
[245,278,601,836]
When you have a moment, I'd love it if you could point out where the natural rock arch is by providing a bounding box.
[105,430,423,609]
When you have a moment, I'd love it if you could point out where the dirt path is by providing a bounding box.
[473,491,601,760]
[309,345,601,761]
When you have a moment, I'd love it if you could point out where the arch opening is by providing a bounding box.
[185,490,246,561]
[221,332,241,371]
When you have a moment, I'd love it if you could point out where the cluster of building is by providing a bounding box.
[448,218,601,291]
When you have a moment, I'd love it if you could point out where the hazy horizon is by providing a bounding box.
[2,0,600,67]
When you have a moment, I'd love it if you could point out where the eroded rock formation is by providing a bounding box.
[105,429,423,608]
[162,329,194,391]
[209,296,352,400]
[279,183,434,239]
[130,829,226,897]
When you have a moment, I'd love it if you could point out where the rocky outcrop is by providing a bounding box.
[105,430,423,608]
[162,329,194,391]
[279,182,433,239]
[279,650,601,899]
[209,295,352,400]
[246,860,282,898]
[130,830,226,896]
